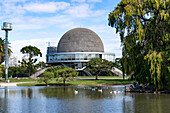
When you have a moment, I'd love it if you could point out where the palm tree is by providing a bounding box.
[0,38,12,64]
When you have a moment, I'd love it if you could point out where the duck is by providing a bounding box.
[98,89,102,92]
[113,90,117,94]
[75,90,78,94]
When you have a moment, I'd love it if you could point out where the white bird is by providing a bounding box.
[110,91,113,94]
[98,89,102,92]
[113,90,117,94]
[75,90,78,94]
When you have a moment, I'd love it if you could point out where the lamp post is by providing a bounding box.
[1,22,12,81]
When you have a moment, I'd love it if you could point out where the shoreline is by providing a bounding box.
[0,82,131,87]
[125,87,170,94]
[1,82,170,94]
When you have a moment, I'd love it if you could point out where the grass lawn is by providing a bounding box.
[75,76,123,79]
[17,79,133,86]
[0,76,123,83]
[0,76,132,86]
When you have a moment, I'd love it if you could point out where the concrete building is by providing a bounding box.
[9,55,18,67]
[46,28,115,75]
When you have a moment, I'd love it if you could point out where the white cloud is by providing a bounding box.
[0,3,26,19]
[24,2,70,13]
[88,0,102,2]
[0,0,27,3]
[89,24,116,34]
[65,4,106,18]
[9,15,73,31]
[92,10,107,17]
[71,0,86,2]
[65,4,90,18]
[71,0,102,2]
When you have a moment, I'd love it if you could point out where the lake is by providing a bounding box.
[0,86,170,113]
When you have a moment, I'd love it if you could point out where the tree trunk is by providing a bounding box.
[63,79,66,86]
[122,56,125,80]
[96,74,98,80]
[29,68,31,77]
[29,54,31,77]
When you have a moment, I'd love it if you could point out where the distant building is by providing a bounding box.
[22,55,29,62]
[9,55,18,67]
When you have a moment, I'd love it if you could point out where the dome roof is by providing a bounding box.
[57,28,104,53]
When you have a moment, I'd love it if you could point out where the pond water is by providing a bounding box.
[0,86,170,113]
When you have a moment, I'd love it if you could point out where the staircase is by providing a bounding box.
[111,67,123,76]
[30,67,50,78]
[84,71,93,76]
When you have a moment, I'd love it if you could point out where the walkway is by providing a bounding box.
[0,82,35,87]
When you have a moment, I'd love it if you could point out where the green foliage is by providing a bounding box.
[56,66,78,86]
[35,61,46,69]
[18,79,133,86]
[39,71,54,86]
[108,0,170,90]
[20,45,42,58]
[8,66,29,77]
[0,65,5,78]
[46,66,65,78]
[20,45,42,76]
[85,58,113,80]
[100,70,116,76]
[43,66,78,86]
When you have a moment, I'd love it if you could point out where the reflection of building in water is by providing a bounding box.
[9,55,18,67]
[46,28,115,75]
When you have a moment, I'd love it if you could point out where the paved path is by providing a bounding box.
[0,82,35,87]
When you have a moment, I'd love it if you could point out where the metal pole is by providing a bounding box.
[5,30,8,81]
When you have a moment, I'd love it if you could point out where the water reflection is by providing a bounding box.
[0,86,169,113]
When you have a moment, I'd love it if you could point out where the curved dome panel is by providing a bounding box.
[57,28,104,52]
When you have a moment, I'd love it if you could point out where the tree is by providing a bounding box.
[56,66,78,86]
[85,58,113,80]
[45,66,65,78]
[40,71,54,86]
[8,66,28,77]
[108,0,170,90]
[20,45,42,76]
[35,61,46,69]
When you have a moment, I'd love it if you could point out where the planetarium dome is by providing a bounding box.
[57,28,104,53]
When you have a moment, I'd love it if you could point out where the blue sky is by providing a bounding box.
[0,0,122,62]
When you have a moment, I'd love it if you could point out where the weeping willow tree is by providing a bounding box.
[108,0,170,90]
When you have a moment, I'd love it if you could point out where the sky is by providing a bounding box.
[0,0,122,62]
